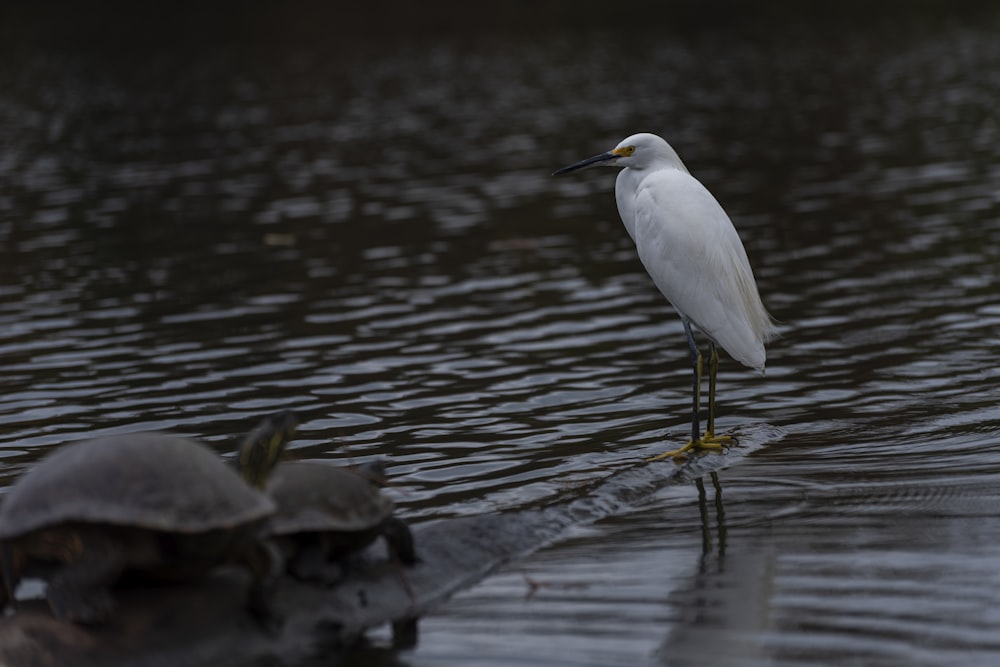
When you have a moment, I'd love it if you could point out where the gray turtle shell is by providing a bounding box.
[0,433,275,540]
[265,461,394,535]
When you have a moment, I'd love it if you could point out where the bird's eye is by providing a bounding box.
[619,146,636,156]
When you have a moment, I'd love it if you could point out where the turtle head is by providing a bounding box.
[238,410,299,488]
[353,458,389,487]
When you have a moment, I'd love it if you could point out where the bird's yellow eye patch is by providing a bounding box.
[613,145,636,157]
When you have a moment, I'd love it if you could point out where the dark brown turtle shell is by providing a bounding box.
[0,433,275,540]
[264,462,393,536]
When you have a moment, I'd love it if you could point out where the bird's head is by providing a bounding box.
[553,133,686,175]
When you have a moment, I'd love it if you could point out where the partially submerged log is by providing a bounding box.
[0,513,553,667]
[0,426,782,667]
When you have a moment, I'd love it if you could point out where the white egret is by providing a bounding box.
[554,133,777,460]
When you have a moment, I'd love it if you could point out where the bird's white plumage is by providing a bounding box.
[611,133,776,370]
[554,132,775,451]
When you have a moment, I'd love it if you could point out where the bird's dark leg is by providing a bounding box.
[684,318,702,445]
[702,342,735,448]
[707,342,718,436]
[647,317,705,462]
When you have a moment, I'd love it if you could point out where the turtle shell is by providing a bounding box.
[0,433,275,540]
[265,461,394,536]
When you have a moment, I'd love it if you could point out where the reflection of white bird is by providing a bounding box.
[554,132,777,460]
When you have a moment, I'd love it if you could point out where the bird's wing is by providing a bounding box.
[630,169,769,370]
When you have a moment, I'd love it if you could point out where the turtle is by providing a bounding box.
[0,427,283,627]
[238,411,417,584]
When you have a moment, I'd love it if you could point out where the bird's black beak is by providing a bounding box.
[552,151,616,176]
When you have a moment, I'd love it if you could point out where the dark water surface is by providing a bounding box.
[2,6,1000,666]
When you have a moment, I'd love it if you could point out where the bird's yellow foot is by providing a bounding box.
[702,431,735,448]
[646,441,697,463]
[646,432,736,463]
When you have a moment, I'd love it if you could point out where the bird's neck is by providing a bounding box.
[615,168,641,243]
